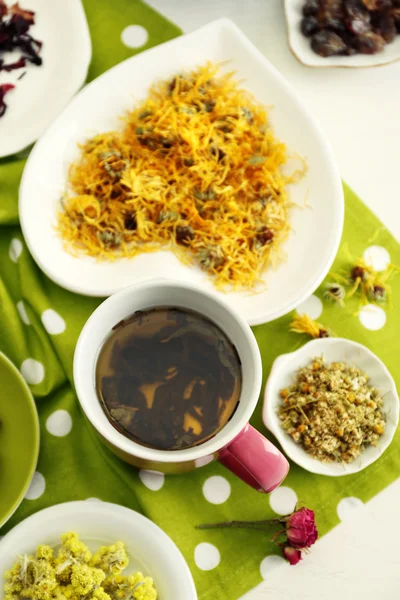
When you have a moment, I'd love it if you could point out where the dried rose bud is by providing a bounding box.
[286,507,318,549]
[283,546,302,565]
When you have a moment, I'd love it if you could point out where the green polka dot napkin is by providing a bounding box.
[0,2,400,599]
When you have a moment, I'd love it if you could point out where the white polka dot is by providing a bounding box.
[46,410,72,437]
[25,471,46,500]
[363,246,391,272]
[138,470,165,491]
[195,455,214,468]
[337,497,364,521]
[359,304,386,331]
[9,238,23,262]
[202,476,231,505]
[194,543,220,571]
[121,25,148,48]
[16,301,30,325]
[296,294,323,319]
[269,486,298,515]
[260,555,286,579]
[86,497,102,502]
[20,358,45,385]
[41,309,66,335]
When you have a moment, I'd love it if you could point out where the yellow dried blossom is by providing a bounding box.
[90,588,111,600]
[70,564,105,596]
[91,542,129,576]
[290,313,330,339]
[126,573,157,600]
[55,533,92,582]
[3,533,158,600]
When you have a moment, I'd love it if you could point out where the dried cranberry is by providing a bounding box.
[302,0,319,16]
[301,16,319,36]
[311,30,348,56]
[176,225,195,245]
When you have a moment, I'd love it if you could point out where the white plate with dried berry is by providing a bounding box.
[284,0,400,68]
[0,0,91,158]
[263,337,399,476]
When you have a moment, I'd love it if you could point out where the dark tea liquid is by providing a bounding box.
[96,307,242,450]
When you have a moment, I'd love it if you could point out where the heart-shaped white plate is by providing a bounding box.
[19,18,343,325]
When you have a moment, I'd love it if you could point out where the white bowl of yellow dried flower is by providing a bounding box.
[263,338,399,476]
[0,501,197,600]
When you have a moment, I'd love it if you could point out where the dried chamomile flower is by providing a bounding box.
[278,358,386,463]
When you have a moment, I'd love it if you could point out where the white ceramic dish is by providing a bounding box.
[284,0,400,68]
[0,501,197,600]
[263,337,399,476]
[0,0,91,158]
[19,18,343,325]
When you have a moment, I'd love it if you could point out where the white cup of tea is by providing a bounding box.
[74,280,289,493]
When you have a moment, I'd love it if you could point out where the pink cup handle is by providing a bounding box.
[218,424,289,493]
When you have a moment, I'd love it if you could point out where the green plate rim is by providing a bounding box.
[0,351,40,529]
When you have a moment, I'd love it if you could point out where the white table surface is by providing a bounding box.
[146,1,400,598]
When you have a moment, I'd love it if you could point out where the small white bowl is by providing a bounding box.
[263,338,399,476]
[284,0,400,68]
[0,501,197,600]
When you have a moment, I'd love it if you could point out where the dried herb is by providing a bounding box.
[278,358,386,463]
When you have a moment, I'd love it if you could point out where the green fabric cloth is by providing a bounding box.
[0,2,400,599]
